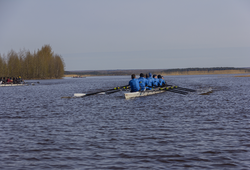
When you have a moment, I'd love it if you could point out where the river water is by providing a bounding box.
[0,74,250,169]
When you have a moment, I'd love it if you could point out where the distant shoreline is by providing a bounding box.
[162,70,250,76]
[234,74,250,77]
[64,70,250,77]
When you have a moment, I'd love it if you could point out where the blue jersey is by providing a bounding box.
[147,73,154,87]
[145,78,148,86]
[129,78,140,92]
[158,78,165,86]
[138,77,147,91]
[153,78,159,87]
[147,77,154,87]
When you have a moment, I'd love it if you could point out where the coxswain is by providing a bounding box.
[138,73,147,91]
[129,74,140,92]
[158,75,166,86]
[153,74,159,87]
[146,73,154,90]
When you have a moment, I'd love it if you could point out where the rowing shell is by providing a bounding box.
[0,84,27,87]
[124,89,165,99]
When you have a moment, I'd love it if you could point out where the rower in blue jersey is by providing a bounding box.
[153,74,159,87]
[158,75,166,86]
[138,73,147,91]
[146,73,154,89]
[129,74,140,92]
[145,74,148,87]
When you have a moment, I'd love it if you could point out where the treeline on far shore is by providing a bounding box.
[0,45,65,79]
[65,67,250,77]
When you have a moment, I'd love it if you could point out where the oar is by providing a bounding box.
[20,81,39,86]
[164,89,188,95]
[27,81,40,84]
[106,89,121,95]
[81,85,130,97]
[159,86,188,95]
[96,86,132,95]
[62,85,130,98]
[167,84,196,92]
[176,87,196,92]
[169,89,188,95]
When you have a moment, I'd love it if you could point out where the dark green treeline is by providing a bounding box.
[0,45,65,79]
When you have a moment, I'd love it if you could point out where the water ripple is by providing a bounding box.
[1,75,250,169]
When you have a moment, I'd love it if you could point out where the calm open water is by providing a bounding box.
[0,74,250,169]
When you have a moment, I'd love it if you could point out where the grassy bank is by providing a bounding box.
[64,74,78,77]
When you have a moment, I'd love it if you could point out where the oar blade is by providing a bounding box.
[74,93,86,97]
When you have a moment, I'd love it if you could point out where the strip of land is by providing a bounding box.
[65,67,250,77]
[64,74,78,77]
[234,75,250,77]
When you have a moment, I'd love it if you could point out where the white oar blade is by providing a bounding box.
[74,93,86,97]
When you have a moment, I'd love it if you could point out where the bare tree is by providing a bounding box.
[0,45,65,79]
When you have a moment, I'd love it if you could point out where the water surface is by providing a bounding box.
[0,75,250,169]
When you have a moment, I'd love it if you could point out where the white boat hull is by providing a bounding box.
[0,84,27,87]
[124,90,165,99]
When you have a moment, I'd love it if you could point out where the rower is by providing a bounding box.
[153,74,159,87]
[146,73,154,90]
[12,77,16,84]
[17,76,23,84]
[16,76,20,84]
[138,73,147,91]
[2,77,6,84]
[158,75,166,87]
[6,77,12,84]
[129,74,140,92]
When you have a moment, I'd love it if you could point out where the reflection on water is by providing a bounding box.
[0,75,250,169]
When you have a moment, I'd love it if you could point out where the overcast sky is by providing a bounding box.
[1,0,250,71]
